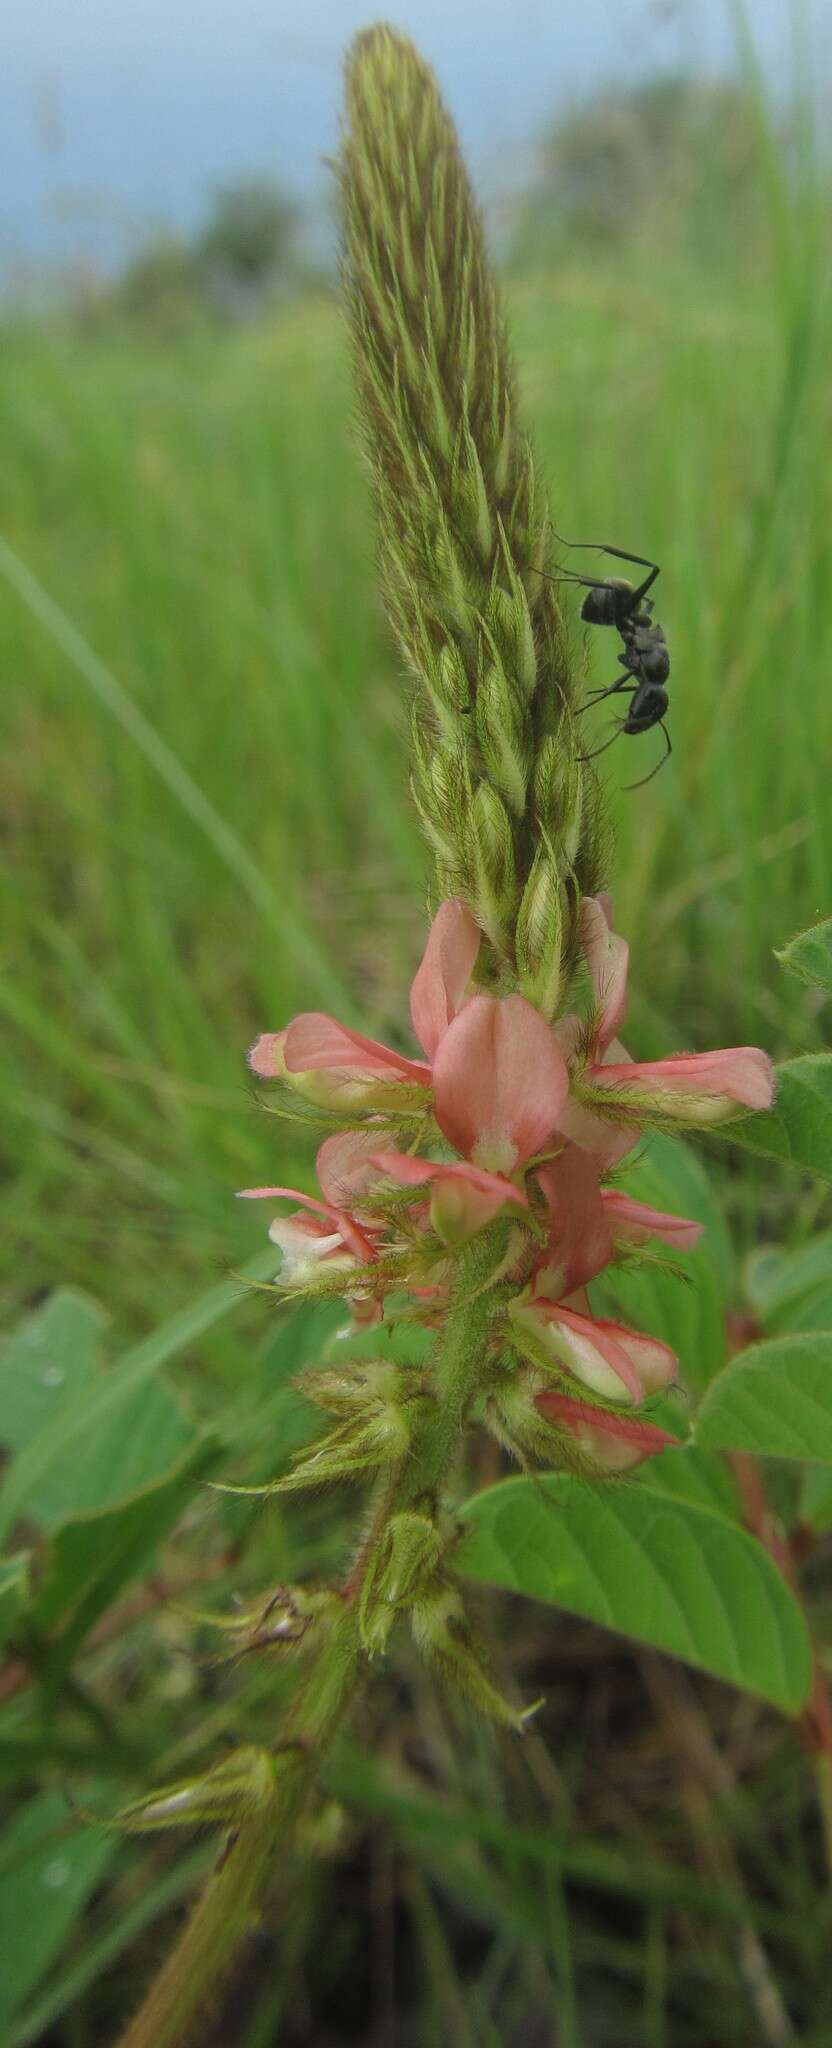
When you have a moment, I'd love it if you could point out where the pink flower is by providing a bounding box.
[369,1149,528,1246]
[560,896,774,1138]
[588,1048,774,1125]
[532,1146,614,1296]
[237,1128,397,1285]
[510,1294,677,1405]
[601,1190,703,1253]
[431,993,569,1173]
[248,899,480,1111]
[535,1389,679,1472]
[369,991,570,1242]
[581,893,629,1056]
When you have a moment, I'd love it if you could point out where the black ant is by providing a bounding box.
[531,533,672,788]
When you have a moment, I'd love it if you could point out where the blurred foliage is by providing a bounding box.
[196,179,301,314]
[512,75,772,272]
[103,178,304,334]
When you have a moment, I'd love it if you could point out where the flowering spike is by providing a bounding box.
[340,24,610,996]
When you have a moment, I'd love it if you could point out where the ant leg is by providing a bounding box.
[549,528,656,572]
[579,672,636,711]
[528,564,630,597]
[579,723,626,765]
[629,564,660,606]
[550,528,660,600]
[623,722,672,791]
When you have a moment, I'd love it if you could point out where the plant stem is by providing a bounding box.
[116,1232,507,2048]
[117,1606,361,2048]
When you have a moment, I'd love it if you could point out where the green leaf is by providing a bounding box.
[29,1435,219,1642]
[746,1236,832,1334]
[7,1846,211,2048]
[0,1554,30,1647]
[636,1444,741,1520]
[799,1465,832,1534]
[596,1129,732,1393]
[0,1793,116,2028]
[719,1056,832,1182]
[458,1474,811,1712]
[0,1249,276,1548]
[320,1314,434,1370]
[2,1291,108,1456]
[776,918,832,994]
[696,1334,832,1464]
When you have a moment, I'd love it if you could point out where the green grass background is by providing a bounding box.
[3,123,832,2040]
[3,239,831,1337]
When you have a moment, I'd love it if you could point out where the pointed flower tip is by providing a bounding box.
[409,897,481,1061]
[248,1032,286,1078]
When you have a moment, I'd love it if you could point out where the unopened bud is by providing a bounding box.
[533,742,584,872]
[411,1580,540,1730]
[474,662,530,818]
[515,849,564,1018]
[359,1507,444,1655]
[114,1746,281,1834]
[469,780,516,957]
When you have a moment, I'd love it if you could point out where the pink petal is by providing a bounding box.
[535,1389,679,1470]
[237,1184,332,1214]
[284,1013,430,1085]
[316,1129,388,1206]
[370,1149,527,1206]
[535,1147,613,1293]
[581,896,629,1051]
[432,995,569,1172]
[247,1031,287,1078]
[540,1302,645,1401]
[368,1150,437,1188]
[268,1214,346,1267]
[236,1182,375,1263]
[409,899,481,1060]
[592,1048,774,1113]
[555,1090,639,1171]
[605,1322,677,1394]
[601,1190,703,1252]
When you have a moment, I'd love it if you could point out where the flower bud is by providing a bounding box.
[469,780,517,957]
[358,1507,444,1655]
[515,848,564,1018]
[535,1390,679,1473]
[114,1746,282,1834]
[411,1580,539,1729]
[474,661,530,818]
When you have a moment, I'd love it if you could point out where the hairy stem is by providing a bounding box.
[116,1235,507,2048]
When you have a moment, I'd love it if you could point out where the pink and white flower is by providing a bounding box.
[248,898,480,1112]
[534,1389,679,1472]
[368,985,570,1242]
[510,1294,677,1405]
[566,895,774,1132]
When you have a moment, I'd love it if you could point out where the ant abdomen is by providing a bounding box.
[580,579,634,628]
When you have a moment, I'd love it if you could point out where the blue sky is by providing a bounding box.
[3,0,825,276]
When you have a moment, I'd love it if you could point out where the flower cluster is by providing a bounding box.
[242,898,773,1476]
